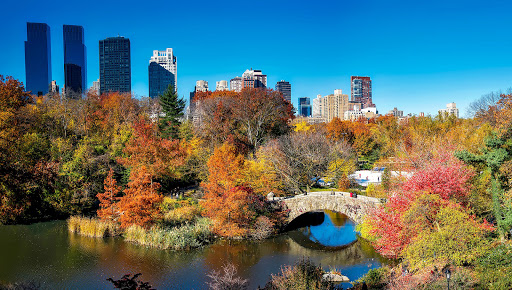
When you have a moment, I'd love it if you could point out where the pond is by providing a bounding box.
[0,211,389,289]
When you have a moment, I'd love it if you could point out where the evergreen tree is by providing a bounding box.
[158,85,185,139]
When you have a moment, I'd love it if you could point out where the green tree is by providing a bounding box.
[158,85,185,139]
[456,133,512,241]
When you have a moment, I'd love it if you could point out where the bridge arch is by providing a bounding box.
[270,191,382,226]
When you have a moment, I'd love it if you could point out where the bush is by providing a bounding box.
[263,258,335,290]
[250,216,274,240]
[475,244,512,289]
[206,263,248,290]
[357,267,389,289]
[67,216,119,238]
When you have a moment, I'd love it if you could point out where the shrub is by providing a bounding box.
[250,216,274,240]
[475,244,512,289]
[206,263,248,290]
[263,258,334,290]
[163,205,202,226]
[357,267,389,289]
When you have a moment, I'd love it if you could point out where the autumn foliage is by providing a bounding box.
[364,151,493,264]
[96,168,121,221]
[118,166,163,229]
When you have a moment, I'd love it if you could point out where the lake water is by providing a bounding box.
[0,211,388,289]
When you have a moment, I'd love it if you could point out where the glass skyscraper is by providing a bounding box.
[148,48,177,98]
[298,97,312,117]
[99,37,131,95]
[25,22,51,96]
[275,80,291,103]
[63,25,86,98]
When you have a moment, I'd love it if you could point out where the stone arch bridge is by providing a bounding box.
[269,191,383,225]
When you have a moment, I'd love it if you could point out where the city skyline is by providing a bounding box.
[2,0,512,116]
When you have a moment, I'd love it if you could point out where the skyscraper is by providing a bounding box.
[148,48,177,98]
[63,25,86,98]
[298,97,311,117]
[275,80,291,103]
[351,76,373,108]
[99,36,131,95]
[25,22,51,96]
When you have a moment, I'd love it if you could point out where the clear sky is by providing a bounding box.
[1,0,511,116]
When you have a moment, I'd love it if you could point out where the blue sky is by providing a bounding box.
[1,0,511,116]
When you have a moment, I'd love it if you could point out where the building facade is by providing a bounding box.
[388,107,404,117]
[275,80,291,103]
[321,90,351,122]
[216,80,228,91]
[49,80,59,95]
[439,102,459,118]
[351,76,373,108]
[25,22,51,96]
[312,94,323,117]
[63,25,86,98]
[298,97,311,117]
[230,77,242,92]
[99,36,131,95]
[148,48,177,98]
[241,69,267,89]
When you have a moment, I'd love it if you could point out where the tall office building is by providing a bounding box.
[298,97,311,117]
[312,94,323,117]
[148,48,177,98]
[275,80,291,103]
[99,36,131,94]
[63,25,86,98]
[351,76,373,108]
[25,22,51,96]
[311,91,357,122]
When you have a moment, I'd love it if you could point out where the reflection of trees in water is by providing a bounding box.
[324,210,349,227]
[285,236,389,267]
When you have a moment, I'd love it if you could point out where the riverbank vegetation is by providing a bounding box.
[2,75,512,286]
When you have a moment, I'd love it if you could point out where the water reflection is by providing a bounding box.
[290,210,357,248]
[0,216,390,289]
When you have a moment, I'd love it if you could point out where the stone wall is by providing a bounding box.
[275,191,381,224]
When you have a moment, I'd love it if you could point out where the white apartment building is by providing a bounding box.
[312,94,323,117]
[216,80,228,91]
[195,80,208,92]
[439,102,459,118]
[230,77,242,92]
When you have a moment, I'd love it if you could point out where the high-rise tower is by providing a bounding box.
[99,36,131,94]
[275,80,291,103]
[351,76,373,108]
[25,22,51,96]
[63,25,86,98]
[148,48,177,98]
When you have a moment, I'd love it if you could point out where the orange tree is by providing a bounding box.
[118,166,163,229]
[202,142,287,238]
